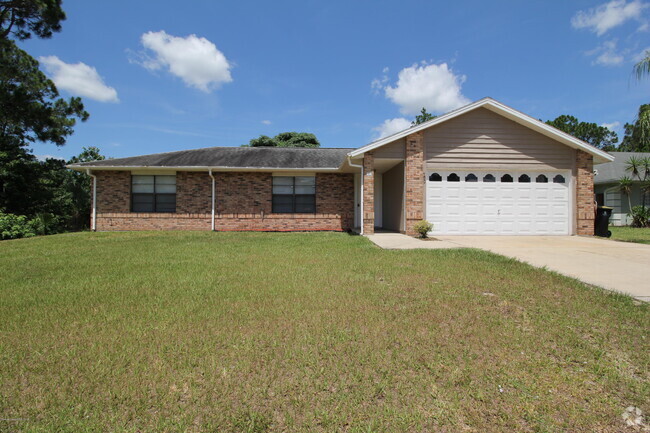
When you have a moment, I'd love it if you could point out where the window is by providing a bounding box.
[536,174,548,183]
[272,176,315,213]
[465,173,478,182]
[429,173,442,182]
[131,175,176,212]
[553,174,566,184]
[447,173,460,182]
[483,174,496,182]
[518,174,531,183]
[501,174,513,183]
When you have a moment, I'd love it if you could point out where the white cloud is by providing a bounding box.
[371,67,389,95]
[372,117,412,139]
[261,120,272,125]
[381,62,469,116]
[136,30,232,92]
[590,39,626,65]
[633,46,650,61]
[39,56,119,102]
[602,121,621,130]
[571,0,648,36]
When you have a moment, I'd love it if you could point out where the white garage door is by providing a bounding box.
[426,170,571,235]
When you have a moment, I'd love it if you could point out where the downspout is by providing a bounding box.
[86,169,97,231]
[348,157,364,235]
[208,169,215,231]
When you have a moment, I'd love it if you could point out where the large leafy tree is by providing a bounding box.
[619,104,650,152]
[0,0,65,40]
[545,115,618,150]
[246,132,320,148]
[0,0,89,222]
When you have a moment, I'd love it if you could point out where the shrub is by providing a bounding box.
[629,205,650,228]
[413,220,434,238]
[0,212,39,240]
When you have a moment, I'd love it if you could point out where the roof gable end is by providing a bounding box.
[350,97,614,164]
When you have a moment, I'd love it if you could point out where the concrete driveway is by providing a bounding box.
[436,236,650,301]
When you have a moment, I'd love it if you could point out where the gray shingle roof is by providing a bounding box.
[69,146,355,169]
[594,152,650,184]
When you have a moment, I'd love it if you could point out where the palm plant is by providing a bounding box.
[618,176,634,214]
[633,50,650,81]
[625,156,650,208]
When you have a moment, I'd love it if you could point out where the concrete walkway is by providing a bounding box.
[367,233,650,301]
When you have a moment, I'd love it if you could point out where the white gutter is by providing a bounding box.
[208,169,216,231]
[86,169,97,231]
[348,157,364,235]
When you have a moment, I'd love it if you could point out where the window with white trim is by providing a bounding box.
[131,175,176,212]
[272,176,316,213]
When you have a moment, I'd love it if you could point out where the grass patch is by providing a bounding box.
[0,231,648,432]
[609,226,650,244]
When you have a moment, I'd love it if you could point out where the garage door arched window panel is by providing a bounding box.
[447,173,460,182]
[429,173,442,182]
[553,174,566,184]
[536,174,548,183]
[465,173,478,182]
[425,170,571,235]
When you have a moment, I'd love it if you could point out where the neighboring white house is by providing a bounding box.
[594,152,650,226]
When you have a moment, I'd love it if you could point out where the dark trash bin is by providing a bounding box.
[595,206,613,238]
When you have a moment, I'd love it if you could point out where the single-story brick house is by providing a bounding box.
[594,151,650,226]
[69,98,614,236]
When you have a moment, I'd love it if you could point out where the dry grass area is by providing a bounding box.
[0,231,648,432]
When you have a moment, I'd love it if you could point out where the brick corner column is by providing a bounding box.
[405,131,425,236]
[576,150,595,236]
[363,152,375,235]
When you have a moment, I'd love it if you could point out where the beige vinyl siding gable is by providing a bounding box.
[374,138,405,159]
[424,108,574,170]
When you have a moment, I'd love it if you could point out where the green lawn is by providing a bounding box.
[609,226,650,245]
[0,232,648,433]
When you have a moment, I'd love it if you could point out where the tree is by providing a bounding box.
[245,132,320,148]
[619,104,650,152]
[274,132,319,148]
[412,108,436,125]
[545,115,618,150]
[248,135,277,147]
[633,50,650,81]
[0,0,65,41]
[0,0,88,226]
[0,40,88,215]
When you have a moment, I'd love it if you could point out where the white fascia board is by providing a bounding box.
[67,165,343,172]
[349,97,615,164]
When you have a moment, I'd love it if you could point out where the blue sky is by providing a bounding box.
[19,0,650,160]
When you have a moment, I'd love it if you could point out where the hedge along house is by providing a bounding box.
[69,98,614,236]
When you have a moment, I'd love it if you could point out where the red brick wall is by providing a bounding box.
[93,170,354,231]
[362,153,375,234]
[95,171,130,213]
[576,150,595,236]
[177,171,211,213]
[405,131,424,236]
